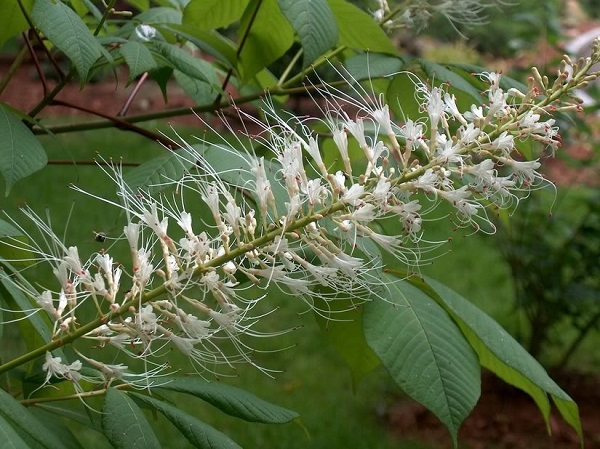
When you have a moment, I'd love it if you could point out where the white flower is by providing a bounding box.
[464,104,484,122]
[344,203,377,223]
[413,168,439,193]
[344,118,366,149]
[37,291,57,319]
[500,158,542,185]
[43,352,82,384]
[426,86,445,130]
[343,184,365,206]
[306,136,328,177]
[490,131,514,155]
[177,211,194,237]
[333,127,353,176]
[251,157,274,216]
[202,185,221,223]
[438,186,481,219]
[135,248,154,286]
[53,262,70,292]
[209,308,240,331]
[64,246,84,275]
[175,313,211,339]
[331,170,347,192]
[137,305,157,334]
[444,93,467,125]
[304,179,326,206]
[371,104,393,136]
[124,222,140,251]
[371,177,391,204]
[400,119,424,153]
[458,123,481,145]
[95,253,113,275]
[141,203,168,240]
[247,266,310,295]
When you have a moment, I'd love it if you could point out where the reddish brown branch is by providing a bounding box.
[17,0,65,81]
[50,99,178,149]
[23,32,48,96]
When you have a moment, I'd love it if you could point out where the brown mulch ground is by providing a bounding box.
[384,371,600,449]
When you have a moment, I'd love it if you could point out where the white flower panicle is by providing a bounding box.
[2,45,599,388]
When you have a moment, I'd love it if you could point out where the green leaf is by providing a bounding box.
[237,0,295,81]
[135,6,182,25]
[156,376,299,423]
[327,0,396,54]
[166,25,238,68]
[0,388,66,449]
[278,0,338,67]
[0,414,29,449]
[313,292,381,387]
[131,393,242,449]
[386,71,423,121]
[0,0,33,49]
[79,0,103,22]
[0,235,34,268]
[31,0,104,81]
[515,136,536,160]
[148,66,173,103]
[36,403,102,433]
[183,0,249,29]
[123,148,197,194]
[343,53,404,81]
[0,103,47,196]
[406,275,583,442]
[102,388,161,449]
[156,42,220,86]
[0,265,54,348]
[173,70,218,105]
[363,273,480,446]
[120,41,157,84]
[0,219,23,238]
[29,408,84,449]
[419,60,483,102]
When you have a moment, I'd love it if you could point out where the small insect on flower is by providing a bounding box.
[93,231,107,243]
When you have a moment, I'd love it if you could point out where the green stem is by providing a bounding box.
[20,384,127,406]
[94,0,117,36]
[277,48,303,87]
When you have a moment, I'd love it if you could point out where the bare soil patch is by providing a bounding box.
[384,371,600,449]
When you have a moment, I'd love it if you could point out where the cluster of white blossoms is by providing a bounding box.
[2,44,598,388]
[373,0,507,31]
